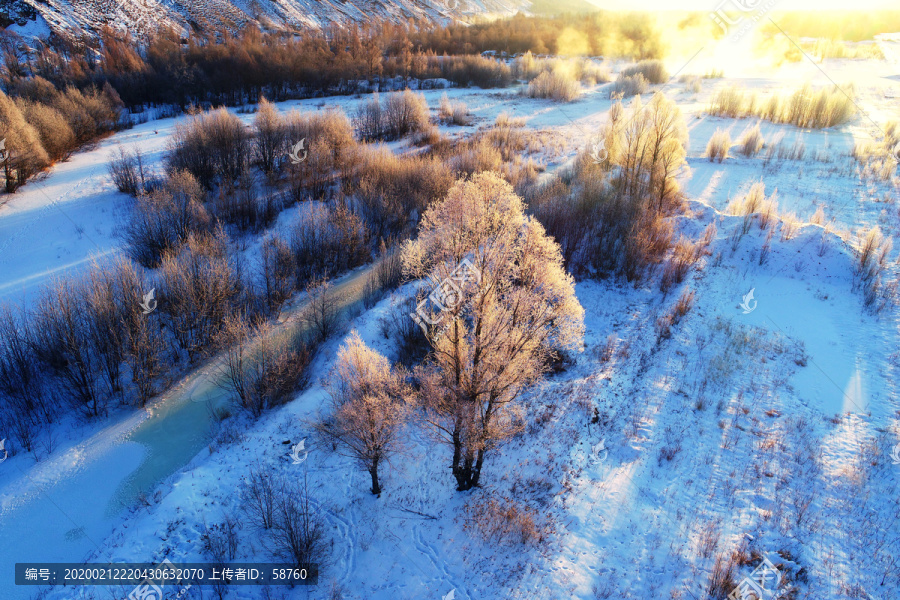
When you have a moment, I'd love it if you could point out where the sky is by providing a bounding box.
[587,0,897,9]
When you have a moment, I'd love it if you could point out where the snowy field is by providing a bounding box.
[1,38,900,600]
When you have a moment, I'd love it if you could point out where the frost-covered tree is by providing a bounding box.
[402,173,584,491]
[317,332,411,496]
[253,97,286,175]
[0,90,49,192]
[603,92,687,210]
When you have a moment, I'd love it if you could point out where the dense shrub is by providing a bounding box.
[52,85,122,143]
[0,305,50,436]
[283,107,355,166]
[0,90,50,192]
[288,204,371,287]
[15,99,76,162]
[212,177,281,231]
[611,73,648,98]
[513,53,610,85]
[344,146,453,240]
[159,230,241,360]
[259,235,296,313]
[123,170,212,268]
[287,138,337,201]
[532,94,686,281]
[253,98,287,175]
[525,70,581,102]
[353,91,430,141]
[433,55,513,88]
[109,146,154,196]
[167,108,251,188]
[620,60,668,84]
[28,258,157,416]
[0,78,122,192]
[216,315,315,417]
[449,139,504,177]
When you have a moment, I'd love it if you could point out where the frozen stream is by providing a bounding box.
[0,265,372,600]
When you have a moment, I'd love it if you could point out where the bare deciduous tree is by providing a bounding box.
[315,332,411,495]
[259,235,294,314]
[268,475,329,569]
[402,173,584,490]
[216,314,315,417]
[302,277,339,344]
[254,97,287,175]
[604,93,687,210]
[160,229,239,360]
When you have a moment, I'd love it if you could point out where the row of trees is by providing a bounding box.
[0,12,664,111]
[0,80,123,191]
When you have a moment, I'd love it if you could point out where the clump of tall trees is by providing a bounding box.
[531,92,688,282]
[316,174,584,494]
[0,81,123,192]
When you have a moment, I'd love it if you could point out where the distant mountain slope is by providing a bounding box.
[1,0,533,39]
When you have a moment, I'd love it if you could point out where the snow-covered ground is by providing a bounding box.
[1,41,900,600]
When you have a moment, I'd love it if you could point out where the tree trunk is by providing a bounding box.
[369,463,381,496]
[452,445,485,491]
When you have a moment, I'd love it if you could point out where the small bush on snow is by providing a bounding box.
[854,226,895,310]
[738,123,764,157]
[620,59,669,84]
[706,128,731,162]
[462,494,545,546]
[438,93,471,125]
[526,71,581,102]
[611,73,647,98]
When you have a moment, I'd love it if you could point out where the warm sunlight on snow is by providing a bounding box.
[1,6,899,600]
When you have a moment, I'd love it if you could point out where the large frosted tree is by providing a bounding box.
[402,173,584,491]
